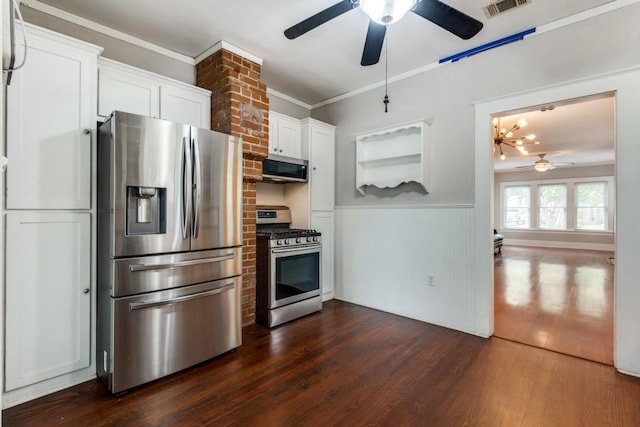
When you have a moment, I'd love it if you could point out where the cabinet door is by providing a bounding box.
[98,66,160,118]
[5,212,91,391]
[277,117,302,158]
[269,112,301,158]
[311,211,334,298]
[7,32,96,209]
[310,124,336,211]
[160,85,211,129]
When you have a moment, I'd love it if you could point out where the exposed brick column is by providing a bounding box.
[196,50,268,326]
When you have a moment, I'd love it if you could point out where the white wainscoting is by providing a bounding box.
[335,205,484,336]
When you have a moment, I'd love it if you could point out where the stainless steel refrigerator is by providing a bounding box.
[96,111,242,394]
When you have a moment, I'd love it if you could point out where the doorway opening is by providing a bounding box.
[491,94,615,364]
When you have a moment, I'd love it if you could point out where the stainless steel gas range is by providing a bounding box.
[256,206,322,327]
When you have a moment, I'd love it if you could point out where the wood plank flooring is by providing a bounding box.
[4,300,639,427]
[494,246,614,364]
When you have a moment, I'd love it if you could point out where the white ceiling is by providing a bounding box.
[35,0,615,105]
[493,95,615,172]
[31,0,618,170]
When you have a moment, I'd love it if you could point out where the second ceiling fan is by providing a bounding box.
[284,0,484,66]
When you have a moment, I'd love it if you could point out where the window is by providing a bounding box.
[576,182,607,230]
[504,186,530,229]
[499,177,613,232]
[538,184,567,229]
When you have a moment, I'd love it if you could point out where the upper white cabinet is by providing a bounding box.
[6,24,101,209]
[356,120,431,195]
[269,111,301,158]
[98,58,211,129]
[5,212,91,391]
[98,61,160,118]
[302,118,336,211]
[160,85,211,128]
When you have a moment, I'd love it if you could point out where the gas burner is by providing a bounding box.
[257,228,320,239]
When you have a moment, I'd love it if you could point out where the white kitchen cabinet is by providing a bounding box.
[5,212,91,391]
[98,58,211,129]
[269,111,302,158]
[301,118,336,299]
[311,211,335,299]
[356,120,430,195]
[6,24,101,209]
[302,119,336,211]
[160,84,211,128]
[98,60,160,118]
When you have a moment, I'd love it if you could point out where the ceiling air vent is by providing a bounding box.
[482,0,531,18]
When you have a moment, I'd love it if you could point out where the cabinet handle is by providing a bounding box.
[83,129,90,135]
[279,149,283,152]
[83,288,90,294]
[313,167,317,171]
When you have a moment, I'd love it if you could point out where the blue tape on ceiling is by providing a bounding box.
[439,28,536,63]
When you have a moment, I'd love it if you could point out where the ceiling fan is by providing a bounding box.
[516,154,574,172]
[284,0,484,66]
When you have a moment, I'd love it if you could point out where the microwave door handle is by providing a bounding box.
[192,137,201,239]
[180,137,189,239]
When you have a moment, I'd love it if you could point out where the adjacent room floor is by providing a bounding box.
[4,300,637,426]
[494,245,614,365]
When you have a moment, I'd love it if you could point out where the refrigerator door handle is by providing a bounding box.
[180,137,190,239]
[128,283,235,310]
[192,137,201,239]
[128,253,236,272]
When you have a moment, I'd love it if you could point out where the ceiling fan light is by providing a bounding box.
[535,162,552,172]
[360,0,417,25]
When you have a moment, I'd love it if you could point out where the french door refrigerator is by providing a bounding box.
[96,111,242,393]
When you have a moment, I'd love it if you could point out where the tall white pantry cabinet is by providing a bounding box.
[3,24,101,404]
[301,119,336,300]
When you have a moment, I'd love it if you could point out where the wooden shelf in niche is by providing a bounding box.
[355,120,430,195]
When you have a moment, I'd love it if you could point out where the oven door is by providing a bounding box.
[270,244,321,308]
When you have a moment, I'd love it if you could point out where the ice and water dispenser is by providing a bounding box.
[126,186,167,235]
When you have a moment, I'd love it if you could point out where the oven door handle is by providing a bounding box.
[128,253,235,272]
[128,283,235,310]
[271,245,321,254]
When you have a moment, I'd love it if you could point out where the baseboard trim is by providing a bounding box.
[504,239,614,252]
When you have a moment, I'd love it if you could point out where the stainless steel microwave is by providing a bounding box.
[262,154,308,183]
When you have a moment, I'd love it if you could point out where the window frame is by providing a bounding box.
[499,176,614,233]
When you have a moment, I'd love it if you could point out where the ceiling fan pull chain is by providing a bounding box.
[383,31,389,113]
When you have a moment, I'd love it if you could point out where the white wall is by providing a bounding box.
[312,2,640,374]
[19,7,195,84]
[337,206,477,333]
[268,92,311,119]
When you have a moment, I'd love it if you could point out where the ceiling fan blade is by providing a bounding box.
[411,0,483,40]
[284,0,357,39]
[361,20,386,66]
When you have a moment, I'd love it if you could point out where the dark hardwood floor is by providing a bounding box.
[494,246,614,365]
[5,300,639,427]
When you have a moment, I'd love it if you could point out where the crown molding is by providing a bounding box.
[19,0,195,64]
[195,40,263,65]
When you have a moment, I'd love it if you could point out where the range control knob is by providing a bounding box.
[296,237,302,243]
[284,239,291,245]
[313,237,319,242]
[306,237,313,242]
[276,239,283,245]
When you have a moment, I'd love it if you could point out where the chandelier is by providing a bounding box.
[493,117,540,160]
